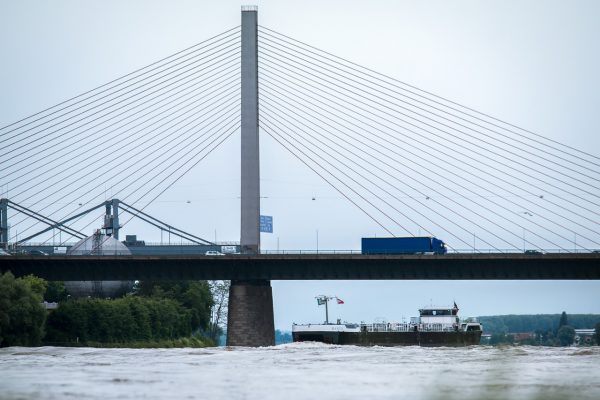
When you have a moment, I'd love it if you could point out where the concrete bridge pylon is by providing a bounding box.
[227,6,275,347]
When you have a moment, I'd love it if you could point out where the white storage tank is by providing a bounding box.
[64,231,133,298]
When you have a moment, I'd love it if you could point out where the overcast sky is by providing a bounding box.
[1,0,599,328]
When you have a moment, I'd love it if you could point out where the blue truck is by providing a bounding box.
[361,237,447,255]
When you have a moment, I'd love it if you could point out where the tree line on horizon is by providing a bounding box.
[478,313,600,334]
[480,312,600,346]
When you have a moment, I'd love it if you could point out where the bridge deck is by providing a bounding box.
[1,253,599,280]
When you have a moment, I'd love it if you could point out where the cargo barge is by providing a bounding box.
[292,297,482,346]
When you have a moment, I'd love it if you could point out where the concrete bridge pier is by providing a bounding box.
[226,279,275,346]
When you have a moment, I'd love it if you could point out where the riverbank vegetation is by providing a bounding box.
[0,271,217,348]
[0,272,47,347]
[45,296,199,344]
[44,280,215,347]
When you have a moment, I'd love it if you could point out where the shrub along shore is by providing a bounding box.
[0,272,215,348]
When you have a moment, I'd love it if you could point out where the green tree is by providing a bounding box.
[138,281,213,331]
[595,322,600,345]
[275,329,292,344]
[44,281,68,302]
[180,281,213,331]
[128,297,152,341]
[543,331,557,346]
[208,280,230,341]
[45,296,194,344]
[21,275,48,298]
[557,325,575,346]
[558,312,569,330]
[0,272,47,347]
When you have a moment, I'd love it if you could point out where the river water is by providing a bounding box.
[1,344,599,400]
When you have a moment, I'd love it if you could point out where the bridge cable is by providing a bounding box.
[2,28,241,244]
[12,93,240,241]
[1,37,240,150]
[259,30,600,174]
[258,59,600,229]
[259,122,397,239]
[259,69,600,247]
[119,121,240,228]
[259,82,566,250]
[43,111,240,245]
[0,26,240,135]
[16,201,112,244]
[0,49,239,182]
[48,104,241,245]
[6,73,241,202]
[82,121,240,247]
[260,94,522,251]
[258,25,600,164]
[2,63,240,189]
[258,51,600,212]
[5,68,239,231]
[260,109,479,250]
[6,80,240,225]
[119,201,214,245]
[7,201,85,240]
[0,53,240,178]
[258,46,600,198]
[261,110,419,237]
[260,63,589,250]
[0,44,241,162]
[10,91,240,241]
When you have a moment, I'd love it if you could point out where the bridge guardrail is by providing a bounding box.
[259,249,599,254]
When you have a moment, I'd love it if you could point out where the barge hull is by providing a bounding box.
[293,331,481,346]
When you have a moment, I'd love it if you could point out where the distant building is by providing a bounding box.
[510,332,535,342]
[41,301,58,310]
[574,329,596,345]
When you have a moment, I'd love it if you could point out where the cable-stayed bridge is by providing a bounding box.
[1,8,599,345]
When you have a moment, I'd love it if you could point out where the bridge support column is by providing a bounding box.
[240,6,260,255]
[229,6,274,347]
[0,198,8,250]
[226,279,275,347]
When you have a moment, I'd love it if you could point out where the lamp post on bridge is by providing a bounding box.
[522,211,533,252]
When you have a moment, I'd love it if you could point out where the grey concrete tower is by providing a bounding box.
[227,6,275,347]
[240,6,260,255]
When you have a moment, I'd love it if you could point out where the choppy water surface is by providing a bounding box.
[1,344,599,400]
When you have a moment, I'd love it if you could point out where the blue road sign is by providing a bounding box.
[260,215,273,233]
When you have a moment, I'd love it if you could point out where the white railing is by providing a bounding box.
[360,323,457,333]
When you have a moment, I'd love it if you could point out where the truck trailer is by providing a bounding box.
[361,237,447,255]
